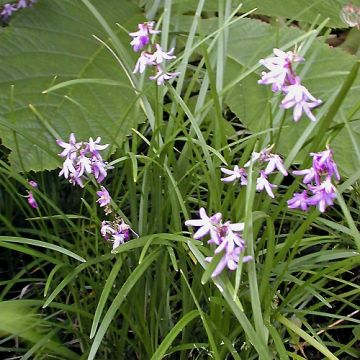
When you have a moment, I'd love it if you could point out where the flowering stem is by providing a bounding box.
[242,150,268,347]
[272,110,287,153]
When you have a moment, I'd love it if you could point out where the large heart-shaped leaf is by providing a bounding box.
[172,0,353,27]
[239,0,350,28]
[0,0,143,172]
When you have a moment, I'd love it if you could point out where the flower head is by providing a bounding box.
[101,218,136,250]
[307,179,337,212]
[28,180,38,188]
[206,247,252,278]
[287,190,309,211]
[149,67,180,85]
[258,48,302,92]
[264,154,288,176]
[244,146,282,171]
[1,4,17,21]
[220,166,247,185]
[56,134,111,187]
[288,147,340,213]
[281,77,322,122]
[26,191,38,209]
[133,51,155,74]
[129,21,160,52]
[256,171,277,198]
[17,0,29,9]
[185,207,222,241]
[185,209,250,277]
[96,186,111,207]
[293,167,317,184]
[311,146,340,183]
[86,137,109,158]
[149,44,176,64]
[57,133,79,159]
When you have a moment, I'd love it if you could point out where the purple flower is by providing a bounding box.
[281,77,322,122]
[101,220,116,240]
[96,186,111,207]
[76,152,92,177]
[185,207,222,240]
[256,171,277,198]
[293,167,317,184]
[59,157,76,180]
[133,51,154,74]
[307,179,337,212]
[28,180,38,188]
[149,44,176,64]
[129,21,160,52]
[258,48,302,92]
[206,247,252,278]
[91,157,108,183]
[244,146,285,174]
[57,133,79,159]
[212,223,245,253]
[221,166,247,185]
[287,190,309,211]
[289,148,340,213]
[311,147,340,183]
[26,191,38,209]
[57,134,111,187]
[293,146,340,186]
[149,67,180,85]
[86,137,109,158]
[186,209,250,277]
[1,4,17,20]
[264,154,288,176]
[112,222,132,250]
[101,219,135,250]
[17,0,28,9]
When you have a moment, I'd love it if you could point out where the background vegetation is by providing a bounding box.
[0,0,359,359]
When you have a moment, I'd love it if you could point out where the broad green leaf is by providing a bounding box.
[173,0,352,27]
[0,0,144,172]
[240,0,348,28]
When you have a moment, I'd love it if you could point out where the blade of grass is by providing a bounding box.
[88,249,161,360]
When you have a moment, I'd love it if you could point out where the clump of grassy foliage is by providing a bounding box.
[0,0,360,359]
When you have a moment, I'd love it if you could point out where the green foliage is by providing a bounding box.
[1,1,360,360]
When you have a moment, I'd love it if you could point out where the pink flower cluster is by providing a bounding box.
[101,218,137,250]
[185,208,252,277]
[221,146,287,198]
[258,48,322,122]
[25,180,38,209]
[288,146,340,213]
[129,21,179,85]
[0,0,36,21]
[57,133,112,188]
[56,133,135,250]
